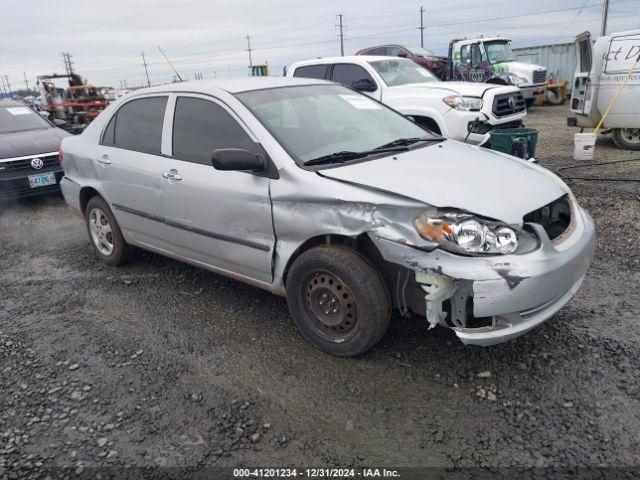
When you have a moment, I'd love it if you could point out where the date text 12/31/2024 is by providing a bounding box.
[233,468,401,478]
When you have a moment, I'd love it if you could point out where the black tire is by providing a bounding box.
[285,245,391,356]
[612,128,640,151]
[525,98,535,108]
[84,196,131,266]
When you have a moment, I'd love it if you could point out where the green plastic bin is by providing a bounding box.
[490,128,539,160]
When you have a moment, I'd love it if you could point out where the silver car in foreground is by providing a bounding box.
[60,78,595,356]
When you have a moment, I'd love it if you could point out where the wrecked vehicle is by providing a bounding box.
[37,73,108,134]
[59,78,595,356]
[356,44,448,79]
[287,56,526,146]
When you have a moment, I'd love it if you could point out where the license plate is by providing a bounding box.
[28,172,56,188]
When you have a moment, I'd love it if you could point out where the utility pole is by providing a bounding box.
[336,14,345,56]
[23,72,30,95]
[141,51,151,87]
[419,7,425,48]
[600,0,609,36]
[0,76,6,97]
[4,75,12,98]
[246,34,253,68]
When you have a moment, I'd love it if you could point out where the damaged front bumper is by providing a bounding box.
[370,206,596,346]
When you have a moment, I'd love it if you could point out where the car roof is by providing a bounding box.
[290,55,410,68]
[362,44,403,49]
[126,76,329,96]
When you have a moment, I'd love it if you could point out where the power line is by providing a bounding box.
[45,0,630,80]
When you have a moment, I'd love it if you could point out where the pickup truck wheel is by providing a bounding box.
[612,128,640,151]
[285,245,391,356]
[85,196,131,266]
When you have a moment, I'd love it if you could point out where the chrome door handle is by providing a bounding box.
[97,154,111,165]
[162,171,182,181]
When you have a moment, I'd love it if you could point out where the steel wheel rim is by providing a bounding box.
[89,208,114,256]
[303,270,359,342]
[621,128,640,144]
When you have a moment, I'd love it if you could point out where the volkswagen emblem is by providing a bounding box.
[508,96,517,110]
[31,157,44,170]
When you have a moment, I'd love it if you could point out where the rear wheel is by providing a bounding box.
[85,196,131,266]
[285,245,391,356]
[612,128,640,150]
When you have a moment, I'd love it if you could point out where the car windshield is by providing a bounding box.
[370,59,439,87]
[236,84,437,165]
[406,45,435,56]
[0,105,51,134]
[484,41,515,63]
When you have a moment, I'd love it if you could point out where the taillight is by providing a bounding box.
[59,146,64,166]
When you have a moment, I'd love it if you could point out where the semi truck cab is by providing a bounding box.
[448,37,548,105]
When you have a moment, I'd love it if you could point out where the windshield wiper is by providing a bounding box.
[373,136,435,150]
[305,150,369,166]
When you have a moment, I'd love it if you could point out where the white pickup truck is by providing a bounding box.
[287,56,527,146]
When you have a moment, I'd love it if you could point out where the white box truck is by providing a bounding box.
[568,30,640,150]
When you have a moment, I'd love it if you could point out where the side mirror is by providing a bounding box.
[53,118,67,127]
[353,78,377,92]
[397,52,409,58]
[211,148,265,172]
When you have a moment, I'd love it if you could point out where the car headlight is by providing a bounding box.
[413,208,537,255]
[442,96,483,111]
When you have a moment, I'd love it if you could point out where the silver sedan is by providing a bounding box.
[60,77,595,356]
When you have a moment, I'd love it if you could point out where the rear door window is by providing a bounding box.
[293,65,328,80]
[108,96,168,154]
[172,96,255,165]
[331,64,376,89]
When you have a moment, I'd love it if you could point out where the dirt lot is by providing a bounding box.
[1,105,640,477]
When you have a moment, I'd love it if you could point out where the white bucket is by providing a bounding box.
[573,133,596,160]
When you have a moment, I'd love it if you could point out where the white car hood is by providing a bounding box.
[396,81,503,97]
[319,140,567,225]
[507,61,546,76]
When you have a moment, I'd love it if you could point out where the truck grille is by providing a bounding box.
[523,194,571,241]
[0,154,60,173]
[532,69,547,84]
[492,92,526,117]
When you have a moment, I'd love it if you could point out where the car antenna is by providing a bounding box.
[157,45,184,82]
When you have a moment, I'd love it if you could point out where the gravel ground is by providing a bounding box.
[1,105,639,477]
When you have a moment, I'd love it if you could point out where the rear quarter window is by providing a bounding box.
[293,65,328,80]
[102,96,168,154]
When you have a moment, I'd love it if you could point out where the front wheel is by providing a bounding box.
[85,196,131,266]
[285,245,391,356]
[612,128,640,150]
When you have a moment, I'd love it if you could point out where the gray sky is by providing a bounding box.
[1,0,638,89]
